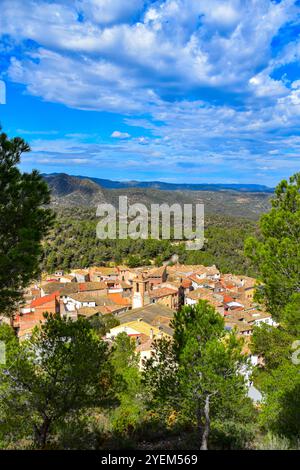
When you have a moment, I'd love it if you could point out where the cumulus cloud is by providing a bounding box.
[111,131,131,138]
[249,71,288,98]
[1,0,297,99]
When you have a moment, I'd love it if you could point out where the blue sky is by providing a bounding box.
[1,0,300,185]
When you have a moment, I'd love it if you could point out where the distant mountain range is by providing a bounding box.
[42,173,273,219]
[43,173,274,193]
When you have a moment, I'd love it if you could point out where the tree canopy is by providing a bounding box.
[246,173,300,445]
[143,301,254,450]
[0,129,53,319]
[0,314,116,448]
[245,172,300,321]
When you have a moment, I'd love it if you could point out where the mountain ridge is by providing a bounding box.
[42,172,274,193]
[42,173,272,219]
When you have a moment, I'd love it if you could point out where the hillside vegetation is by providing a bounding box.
[44,173,271,220]
[41,207,258,276]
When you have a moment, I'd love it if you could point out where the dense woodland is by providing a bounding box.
[41,207,258,276]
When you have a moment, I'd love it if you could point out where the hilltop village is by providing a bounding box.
[6,264,276,369]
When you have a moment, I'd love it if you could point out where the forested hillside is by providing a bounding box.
[44,173,271,220]
[41,207,258,276]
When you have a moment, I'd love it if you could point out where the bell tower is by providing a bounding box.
[132,274,150,309]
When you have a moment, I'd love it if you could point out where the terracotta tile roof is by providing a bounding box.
[181,278,192,288]
[78,307,102,317]
[221,282,236,290]
[90,266,118,275]
[78,305,122,317]
[225,320,253,333]
[149,287,178,299]
[118,304,174,335]
[188,274,204,284]
[69,293,119,306]
[41,282,78,296]
[30,291,59,308]
[194,265,220,276]
[78,282,107,292]
[242,311,272,323]
[147,266,166,278]
[98,305,124,314]
[68,292,98,303]
[186,289,224,310]
[167,264,202,275]
[186,287,214,300]
[107,292,132,306]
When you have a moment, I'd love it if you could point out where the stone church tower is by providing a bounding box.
[132,274,150,309]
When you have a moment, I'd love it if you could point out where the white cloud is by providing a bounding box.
[16,129,59,135]
[249,71,288,98]
[77,0,144,25]
[8,49,159,113]
[1,0,296,96]
[111,131,131,138]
